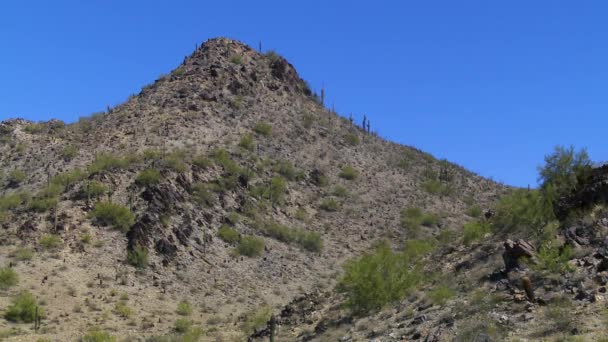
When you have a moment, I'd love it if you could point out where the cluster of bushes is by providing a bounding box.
[127,245,149,269]
[337,240,433,314]
[0,267,18,290]
[89,153,134,175]
[135,169,161,186]
[249,177,287,205]
[462,221,491,245]
[400,207,439,238]
[253,121,272,136]
[218,225,240,244]
[339,166,358,180]
[89,202,135,232]
[236,236,265,257]
[4,291,41,323]
[319,198,339,212]
[261,221,323,252]
[191,183,215,206]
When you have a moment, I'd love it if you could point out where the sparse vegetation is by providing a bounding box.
[39,234,62,250]
[236,236,265,257]
[427,284,454,305]
[135,168,161,186]
[463,221,491,245]
[61,145,79,161]
[4,291,41,323]
[344,133,360,146]
[421,179,452,196]
[238,133,255,151]
[7,170,26,186]
[90,202,135,232]
[191,183,215,206]
[320,198,339,212]
[218,225,240,244]
[82,181,108,200]
[465,204,483,218]
[177,301,193,316]
[400,208,439,238]
[89,153,131,175]
[81,329,116,342]
[253,121,272,136]
[339,166,358,180]
[262,221,323,252]
[0,267,18,290]
[127,245,149,269]
[240,306,271,335]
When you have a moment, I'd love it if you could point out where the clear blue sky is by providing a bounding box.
[1,1,607,187]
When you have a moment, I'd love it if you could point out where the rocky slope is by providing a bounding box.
[0,38,507,341]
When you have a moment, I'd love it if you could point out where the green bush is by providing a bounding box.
[82,181,108,199]
[465,205,482,218]
[211,149,242,175]
[230,55,243,64]
[174,318,192,333]
[81,329,116,342]
[400,208,439,238]
[192,183,215,206]
[320,198,339,212]
[238,133,255,151]
[0,193,24,211]
[192,155,211,169]
[89,153,131,175]
[90,202,135,232]
[29,196,58,213]
[176,301,192,316]
[274,160,297,180]
[218,225,240,244]
[23,123,44,134]
[344,133,360,146]
[339,166,358,180]
[51,169,86,190]
[337,242,430,315]
[421,179,452,196]
[12,247,34,261]
[427,284,454,305]
[161,150,188,173]
[492,189,555,240]
[39,234,62,250]
[533,240,573,274]
[332,186,349,198]
[4,291,41,323]
[262,221,323,252]
[253,122,272,136]
[127,245,149,269]
[538,145,592,197]
[7,170,26,185]
[0,267,18,290]
[463,221,491,245]
[135,169,161,186]
[240,306,271,335]
[61,145,79,161]
[236,236,265,257]
[302,113,314,129]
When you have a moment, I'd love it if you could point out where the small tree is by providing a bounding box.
[538,145,592,197]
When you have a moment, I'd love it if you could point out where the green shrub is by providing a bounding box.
[302,113,314,129]
[7,170,26,185]
[90,202,135,232]
[339,166,358,180]
[332,186,349,198]
[23,123,44,134]
[262,221,323,252]
[274,160,297,181]
[192,155,211,169]
[89,153,130,175]
[161,150,188,173]
[81,329,116,342]
[538,145,592,197]
[39,234,62,250]
[533,240,573,274]
[211,149,242,175]
[463,221,491,245]
[12,247,34,261]
[337,242,430,315]
[268,177,286,204]
[174,318,192,333]
[421,179,452,196]
[320,198,339,212]
[0,267,18,290]
[240,306,271,335]
[82,181,107,199]
[176,301,192,316]
[0,193,24,211]
[61,145,79,161]
[218,225,240,244]
[400,208,439,238]
[236,236,265,257]
[127,245,149,269]
[427,284,454,305]
[230,55,243,64]
[29,196,58,213]
[135,169,161,186]
[344,133,360,146]
[299,231,323,253]
[192,183,215,206]
[51,169,86,190]
[253,122,272,136]
[4,291,41,323]
[238,133,255,151]
[114,301,132,318]
[465,205,482,218]
[492,189,555,240]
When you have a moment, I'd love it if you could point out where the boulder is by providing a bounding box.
[503,239,535,272]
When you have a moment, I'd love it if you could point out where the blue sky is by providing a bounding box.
[1,1,607,187]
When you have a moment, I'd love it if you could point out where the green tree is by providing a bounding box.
[538,145,592,196]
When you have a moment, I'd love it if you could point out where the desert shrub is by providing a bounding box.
[89,153,130,175]
[274,160,296,180]
[218,225,240,244]
[253,122,272,136]
[81,329,116,342]
[174,318,192,333]
[491,189,555,240]
[135,169,161,186]
[127,245,149,269]
[7,170,26,185]
[51,168,86,190]
[238,133,255,151]
[81,232,92,244]
[176,301,192,316]
[339,166,358,180]
[320,198,339,212]
[230,55,243,64]
[61,145,79,161]
[0,193,23,211]
[268,177,286,204]
[39,234,62,250]
[236,236,265,257]
[463,221,491,245]
[161,150,188,173]
[191,183,215,206]
[545,297,576,332]
[143,149,162,161]
[538,145,592,197]
[23,123,44,134]
[532,240,573,274]
[114,301,132,318]
[211,149,242,175]
[90,202,135,232]
[332,186,349,198]
[4,291,41,323]
[337,242,430,315]
[344,133,360,146]
[82,181,108,199]
[0,267,18,290]
[12,247,34,261]
[29,196,58,213]
[192,155,211,169]
[427,284,454,305]
[421,179,452,196]
[240,306,271,335]
[400,208,439,238]
[262,221,323,252]
[302,113,314,128]
[465,204,482,218]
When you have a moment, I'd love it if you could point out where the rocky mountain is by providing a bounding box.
[5,37,587,342]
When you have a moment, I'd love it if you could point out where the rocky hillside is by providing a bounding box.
[0,38,507,341]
